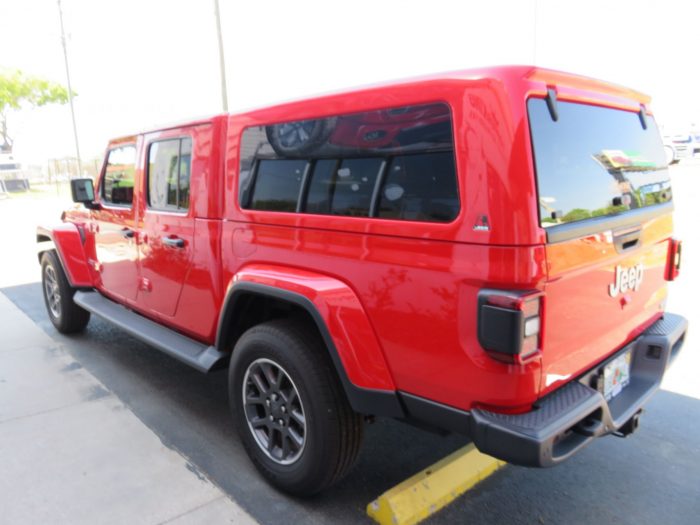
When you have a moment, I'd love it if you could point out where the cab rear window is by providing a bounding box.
[528,99,671,228]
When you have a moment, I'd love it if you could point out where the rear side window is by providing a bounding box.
[378,153,458,222]
[239,102,459,222]
[528,99,671,227]
[148,137,192,211]
[102,145,136,206]
[250,159,307,212]
[316,158,384,217]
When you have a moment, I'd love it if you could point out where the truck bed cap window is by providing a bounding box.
[239,102,459,222]
[528,99,671,231]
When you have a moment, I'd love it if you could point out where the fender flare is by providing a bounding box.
[217,266,404,418]
[37,224,93,288]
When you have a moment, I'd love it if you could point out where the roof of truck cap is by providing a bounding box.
[107,66,650,142]
[524,67,650,104]
[234,65,651,120]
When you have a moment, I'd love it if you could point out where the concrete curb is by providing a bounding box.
[0,291,257,525]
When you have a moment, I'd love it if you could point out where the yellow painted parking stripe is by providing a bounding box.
[367,443,505,525]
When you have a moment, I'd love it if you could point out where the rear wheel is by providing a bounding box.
[41,251,90,333]
[229,319,363,496]
[664,145,676,165]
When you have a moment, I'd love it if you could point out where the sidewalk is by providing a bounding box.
[0,291,257,525]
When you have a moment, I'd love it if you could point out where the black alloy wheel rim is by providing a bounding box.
[242,358,307,465]
[277,121,316,148]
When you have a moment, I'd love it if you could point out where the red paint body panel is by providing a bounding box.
[93,203,140,304]
[169,218,224,341]
[222,226,545,408]
[49,66,678,414]
[229,264,396,391]
[138,125,202,318]
[541,215,672,394]
[37,223,92,287]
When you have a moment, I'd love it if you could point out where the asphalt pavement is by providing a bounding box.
[1,162,699,524]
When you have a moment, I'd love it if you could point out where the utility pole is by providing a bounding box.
[214,0,229,112]
[533,0,538,66]
[57,0,82,176]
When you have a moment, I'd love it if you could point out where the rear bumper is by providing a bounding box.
[399,312,688,467]
[469,312,688,466]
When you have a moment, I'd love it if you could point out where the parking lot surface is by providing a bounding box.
[1,162,699,524]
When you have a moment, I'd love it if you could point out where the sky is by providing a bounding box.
[2,0,699,168]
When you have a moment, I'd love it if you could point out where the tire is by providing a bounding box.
[229,319,363,496]
[41,251,90,334]
[664,145,675,166]
[265,117,336,157]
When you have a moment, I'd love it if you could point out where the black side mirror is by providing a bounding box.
[70,178,99,209]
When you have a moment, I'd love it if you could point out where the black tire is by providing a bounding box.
[229,319,363,496]
[664,145,677,165]
[41,251,90,334]
[265,117,336,157]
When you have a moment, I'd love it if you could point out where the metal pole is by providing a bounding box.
[57,0,82,177]
[533,0,538,65]
[214,0,229,112]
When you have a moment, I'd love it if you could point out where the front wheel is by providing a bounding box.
[41,251,90,333]
[229,319,363,496]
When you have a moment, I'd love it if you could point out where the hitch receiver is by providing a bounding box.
[615,410,642,437]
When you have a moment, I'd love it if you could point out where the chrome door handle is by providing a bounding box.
[162,236,185,248]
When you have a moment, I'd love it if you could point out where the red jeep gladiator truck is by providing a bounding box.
[37,66,687,496]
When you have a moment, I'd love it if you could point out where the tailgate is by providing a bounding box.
[527,97,673,395]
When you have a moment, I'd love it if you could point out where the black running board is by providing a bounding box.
[74,291,227,373]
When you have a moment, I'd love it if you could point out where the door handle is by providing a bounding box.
[162,236,185,248]
[120,228,135,239]
[613,227,641,253]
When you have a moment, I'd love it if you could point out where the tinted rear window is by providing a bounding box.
[321,158,383,217]
[250,159,307,212]
[378,152,458,222]
[528,99,671,227]
[239,102,459,222]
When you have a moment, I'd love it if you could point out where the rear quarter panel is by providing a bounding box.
[222,223,547,410]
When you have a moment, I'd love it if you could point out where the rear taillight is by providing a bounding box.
[666,239,682,281]
[477,289,544,365]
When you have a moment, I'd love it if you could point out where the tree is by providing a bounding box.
[0,68,70,153]
[562,208,592,223]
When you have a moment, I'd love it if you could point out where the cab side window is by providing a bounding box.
[148,137,192,211]
[102,145,136,206]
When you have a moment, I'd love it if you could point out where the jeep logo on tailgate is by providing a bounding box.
[609,264,644,297]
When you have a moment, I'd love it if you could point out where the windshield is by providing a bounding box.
[528,98,671,227]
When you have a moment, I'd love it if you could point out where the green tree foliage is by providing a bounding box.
[562,208,592,222]
[0,68,70,152]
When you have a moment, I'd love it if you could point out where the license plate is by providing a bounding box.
[603,349,632,401]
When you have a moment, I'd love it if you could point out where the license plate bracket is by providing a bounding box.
[603,349,632,401]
